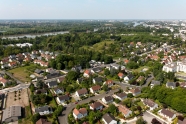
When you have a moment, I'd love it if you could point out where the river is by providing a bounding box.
[1,31,69,39]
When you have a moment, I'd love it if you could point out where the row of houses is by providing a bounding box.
[0,50,57,69]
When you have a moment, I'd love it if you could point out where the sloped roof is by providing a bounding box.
[102,113,116,124]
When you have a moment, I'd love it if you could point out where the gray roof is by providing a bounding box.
[2,106,22,122]
[102,113,116,124]
[92,67,103,73]
[35,89,47,94]
[104,96,113,102]
[151,80,161,85]
[166,82,176,87]
[45,73,61,79]
[116,92,127,98]
[93,77,103,83]
[58,95,69,101]
[35,69,44,74]
[47,81,58,87]
[35,105,51,113]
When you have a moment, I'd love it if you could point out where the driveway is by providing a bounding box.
[58,89,118,124]
[142,111,166,124]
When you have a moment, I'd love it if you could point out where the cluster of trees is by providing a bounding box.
[49,53,113,70]
[142,86,186,113]
[31,93,52,105]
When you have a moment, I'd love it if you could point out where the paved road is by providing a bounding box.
[0,83,30,93]
[58,89,118,124]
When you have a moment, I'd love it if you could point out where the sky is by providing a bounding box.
[0,0,186,19]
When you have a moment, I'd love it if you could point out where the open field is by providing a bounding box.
[6,89,29,108]
[81,40,115,52]
[8,64,44,82]
[9,67,31,82]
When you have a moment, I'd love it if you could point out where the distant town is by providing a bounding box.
[0,20,186,124]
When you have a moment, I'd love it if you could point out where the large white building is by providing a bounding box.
[163,61,186,73]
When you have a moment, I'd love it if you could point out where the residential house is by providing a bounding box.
[35,105,53,115]
[47,81,58,88]
[89,101,103,110]
[0,77,9,87]
[180,82,186,88]
[89,85,101,94]
[124,74,133,83]
[57,76,65,83]
[92,77,103,84]
[71,65,82,72]
[129,88,141,96]
[102,113,117,124]
[73,108,87,119]
[83,70,91,78]
[104,80,114,87]
[143,99,158,110]
[178,118,186,124]
[44,72,61,80]
[76,88,88,97]
[102,96,113,104]
[124,59,129,65]
[118,72,124,79]
[118,105,132,118]
[35,69,44,74]
[8,61,17,67]
[35,89,47,95]
[53,87,64,95]
[57,95,70,104]
[114,92,127,101]
[136,76,145,82]
[110,63,125,70]
[159,109,176,122]
[36,118,52,124]
[91,67,103,73]
[151,80,161,88]
[166,82,176,89]
[2,106,22,123]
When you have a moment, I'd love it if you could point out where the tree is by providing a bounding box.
[29,83,35,92]
[106,104,118,115]
[66,71,79,81]
[102,84,109,91]
[127,93,134,98]
[53,105,63,117]
[136,117,147,124]
[31,113,40,123]
[104,69,110,76]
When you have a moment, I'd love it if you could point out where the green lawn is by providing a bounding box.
[137,101,145,109]
[80,40,115,52]
[8,66,31,82]
[19,106,33,124]
[8,64,44,82]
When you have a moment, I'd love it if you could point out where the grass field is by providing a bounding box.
[8,64,43,82]
[81,40,115,52]
[8,66,31,82]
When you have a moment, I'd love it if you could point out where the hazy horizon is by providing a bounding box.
[0,0,186,20]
